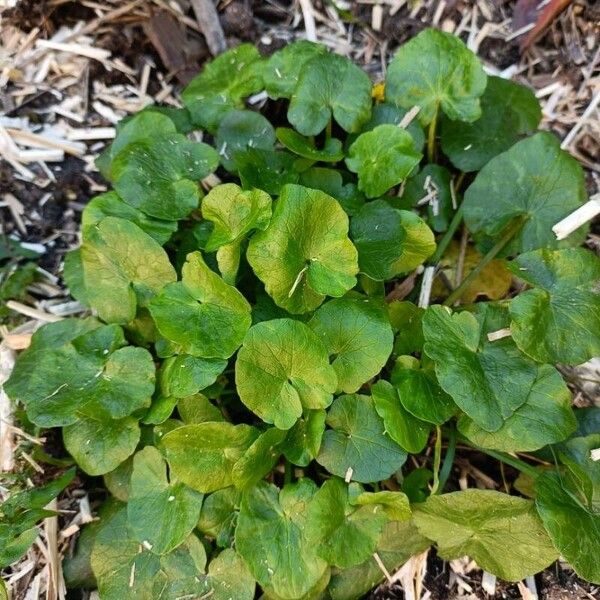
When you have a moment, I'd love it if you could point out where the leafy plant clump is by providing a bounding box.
[4,28,600,599]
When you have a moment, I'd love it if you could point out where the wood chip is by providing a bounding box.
[553,194,600,240]
[373,552,393,583]
[487,328,512,342]
[189,0,227,55]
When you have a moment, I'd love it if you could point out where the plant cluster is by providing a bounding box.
[3,28,600,600]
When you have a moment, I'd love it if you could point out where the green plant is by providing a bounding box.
[4,28,600,599]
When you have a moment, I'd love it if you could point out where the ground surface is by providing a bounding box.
[0,1,599,599]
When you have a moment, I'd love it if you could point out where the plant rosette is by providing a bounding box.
[5,29,600,600]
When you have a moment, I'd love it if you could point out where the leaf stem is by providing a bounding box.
[443,217,524,306]
[284,459,293,485]
[427,111,437,163]
[325,119,333,144]
[429,203,464,265]
[436,425,456,494]
[431,426,443,494]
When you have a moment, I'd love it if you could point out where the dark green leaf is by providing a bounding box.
[276,127,344,162]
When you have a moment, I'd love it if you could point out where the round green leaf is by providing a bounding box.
[5,321,155,427]
[82,191,177,245]
[422,306,538,432]
[159,355,227,398]
[236,149,301,196]
[317,394,407,483]
[299,167,365,216]
[346,125,422,198]
[205,548,256,600]
[128,447,203,555]
[197,487,240,548]
[182,44,265,131]
[535,472,600,584]
[288,53,372,135]
[161,422,258,493]
[463,132,588,254]
[247,184,358,314]
[357,102,425,150]
[281,409,326,467]
[232,427,287,490]
[63,416,140,476]
[80,216,177,324]
[177,393,224,424]
[350,199,435,281]
[385,28,487,125]
[352,489,411,522]
[236,319,337,430]
[508,248,600,365]
[202,183,272,251]
[263,40,327,99]
[215,110,275,171]
[236,480,328,599]
[306,479,387,568]
[111,135,218,220]
[149,252,251,359]
[413,489,558,581]
[371,380,431,453]
[385,29,487,125]
[276,127,344,162]
[458,364,576,452]
[91,508,207,600]
[309,297,393,393]
[441,76,541,172]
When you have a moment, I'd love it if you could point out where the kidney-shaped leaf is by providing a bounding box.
[127,447,203,555]
[350,199,435,281]
[202,183,272,251]
[385,28,487,125]
[236,480,328,599]
[441,76,541,172]
[159,355,226,398]
[5,320,155,427]
[346,125,422,198]
[309,297,393,393]
[317,394,407,483]
[422,306,538,432]
[236,319,337,430]
[247,184,358,314]
[149,252,251,358]
[306,479,387,568]
[508,248,600,365]
[288,53,372,136]
[463,132,588,254]
[80,216,177,324]
[161,422,259,493]
[414,489,558,581]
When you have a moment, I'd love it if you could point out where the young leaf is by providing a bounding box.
[385,29,487,125]
[215,109,276,171]
[159,355,227,398]
[299,167,365,216]
[288,53,372,135]
[422,306,540,432]
[149,252,252,359]
[202,183,272,251]
[182,44,265,131]
[388,300,425,355]
[391,357,455,426]
[177,393,224,424]
[235,148,301,195]
[350,199,436,281]
[306,479,387,568]
[90,507,207,600]
[308,297,394,394]
[127,447,203,555]
[5,321,155,427]
[235,319,337,430]
[281,409,327,467]
[441,76,541,172]
[263,40,327,99]
[236,480,328,599]
[508,248,600,365]
[63,416,140,476]
[247,184,358,314]
[160,422,259,493]
[458,364,576,451]
[197,487,240,548]
[346,125,422,198]
[276,127,344,162]
[351,489,411,522]
[371,380,431,453]
[413,490,558,581]
[463,132,588,254]
[82,191,177,246]
[231,427,287,490]
[80,216,176,323]
[111,135,219,220]
[558,434,600,509]
[317,394,407,483]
